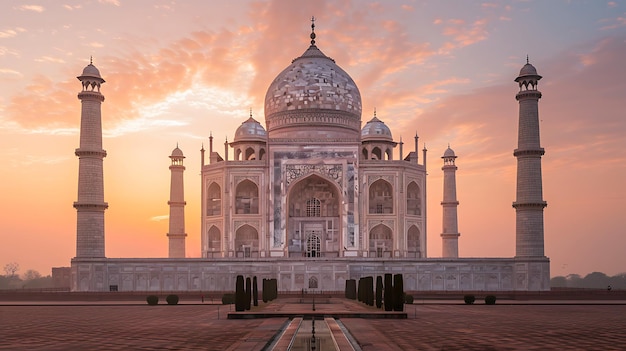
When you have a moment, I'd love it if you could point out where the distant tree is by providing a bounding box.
[3,262,19,277]
[583,272,610,289]
[608,273,626,290]
[550,276,568,288]
[566,274,583,288]
[22,275,53,289]
[22,269,42,281]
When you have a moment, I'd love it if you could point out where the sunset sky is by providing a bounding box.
[1,0,624,278]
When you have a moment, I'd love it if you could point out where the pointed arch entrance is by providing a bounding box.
[287,174,341,258]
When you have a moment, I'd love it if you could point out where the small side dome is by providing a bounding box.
[519,63,538,77]
[361,116,393,142]
[170,146,184,158]
[233,117,267,143]
[81,63,102,79]
[443,146,456,158]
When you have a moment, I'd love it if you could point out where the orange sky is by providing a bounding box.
[0,1,625,277]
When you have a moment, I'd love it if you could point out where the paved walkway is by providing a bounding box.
[1,299,625,350]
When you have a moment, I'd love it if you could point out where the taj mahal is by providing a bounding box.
[71,22,550,292]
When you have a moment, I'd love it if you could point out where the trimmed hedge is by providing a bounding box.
[375,276,383,308]
[146,295,159,305]
[404,294,414,304]
[235,275,246,311]
[166,294,179,305]
[384,274,393,311]
[485,295,497,305]
[464,295,476,304]
[393,274,404,311]
[222,293,235,305]
[253,276,259,307]
[345,279,357,300]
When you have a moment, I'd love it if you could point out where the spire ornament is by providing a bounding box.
[310,16,316,45]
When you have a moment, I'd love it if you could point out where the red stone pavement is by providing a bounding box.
[1,299,625,350]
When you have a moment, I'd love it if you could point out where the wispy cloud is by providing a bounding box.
[98,0,120,6]
[15,5,44,12]
[35,56,66,64]
[150,215,169,222]
[0,68,23,77]
[0,27,26,38]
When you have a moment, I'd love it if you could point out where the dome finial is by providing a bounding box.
[310,16,316,45]
[374,107,377,118]
[90,55,93,65]
[250,107,253,118]
[526,54,529,64]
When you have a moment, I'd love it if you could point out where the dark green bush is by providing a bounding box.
[146,295,159,305]
[235,275,246,311]
[166,294,179,305]
[245,277,252,310]
[404,294,414,304]
[222,293,235,305]
[253,276,259,307]
[384,274,393,311]
[464,295,476,304]
[375,276,383,308]
[485,295,497,305]
[345,279,357,300]
[393,274,404,311]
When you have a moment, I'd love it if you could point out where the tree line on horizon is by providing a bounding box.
[551,272,626,290]
[1,262,53,290]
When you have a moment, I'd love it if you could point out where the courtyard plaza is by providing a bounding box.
[1,297,625,350]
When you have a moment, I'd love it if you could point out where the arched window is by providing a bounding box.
[208,226,221,251]
[207,183,221,216]
[306,198,321,217]
[371,147,382,160]
[407,225,421,258]
[369,224,393,257]
[245,147,255,160]
[235,224,259,258]
[235,180,259,214]
[361,148,368,160]
[369,179,393,214]
[309,276,318,289]
[259,148,266,161]
[406,182,421,215]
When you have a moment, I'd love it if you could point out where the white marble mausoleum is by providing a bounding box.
[71,23,550,292]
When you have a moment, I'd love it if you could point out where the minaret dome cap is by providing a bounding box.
[78,63,105,81]
[519,63,538,77]
[443,146,456,158]
[170,146,184,158]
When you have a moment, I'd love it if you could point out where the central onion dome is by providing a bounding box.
[264,23,362,140]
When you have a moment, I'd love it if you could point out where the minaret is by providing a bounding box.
[167,145,187,258]
[513,58,547,257]
[74,60,108,258]
[441,145,460,258]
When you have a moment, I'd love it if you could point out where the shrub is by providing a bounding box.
[345,279,357,300]
[146,295,159,305]
[375,276,383,308]
[404,294,414,304]
[245,277,252,310]
[464,295,476,305]
[222,293,235,305]
[166,294,179,305]
[235,275,246,311]
[393,274,404,311]
[485,295,497,305]
[253,276,259,307]
[384,274,393,311]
